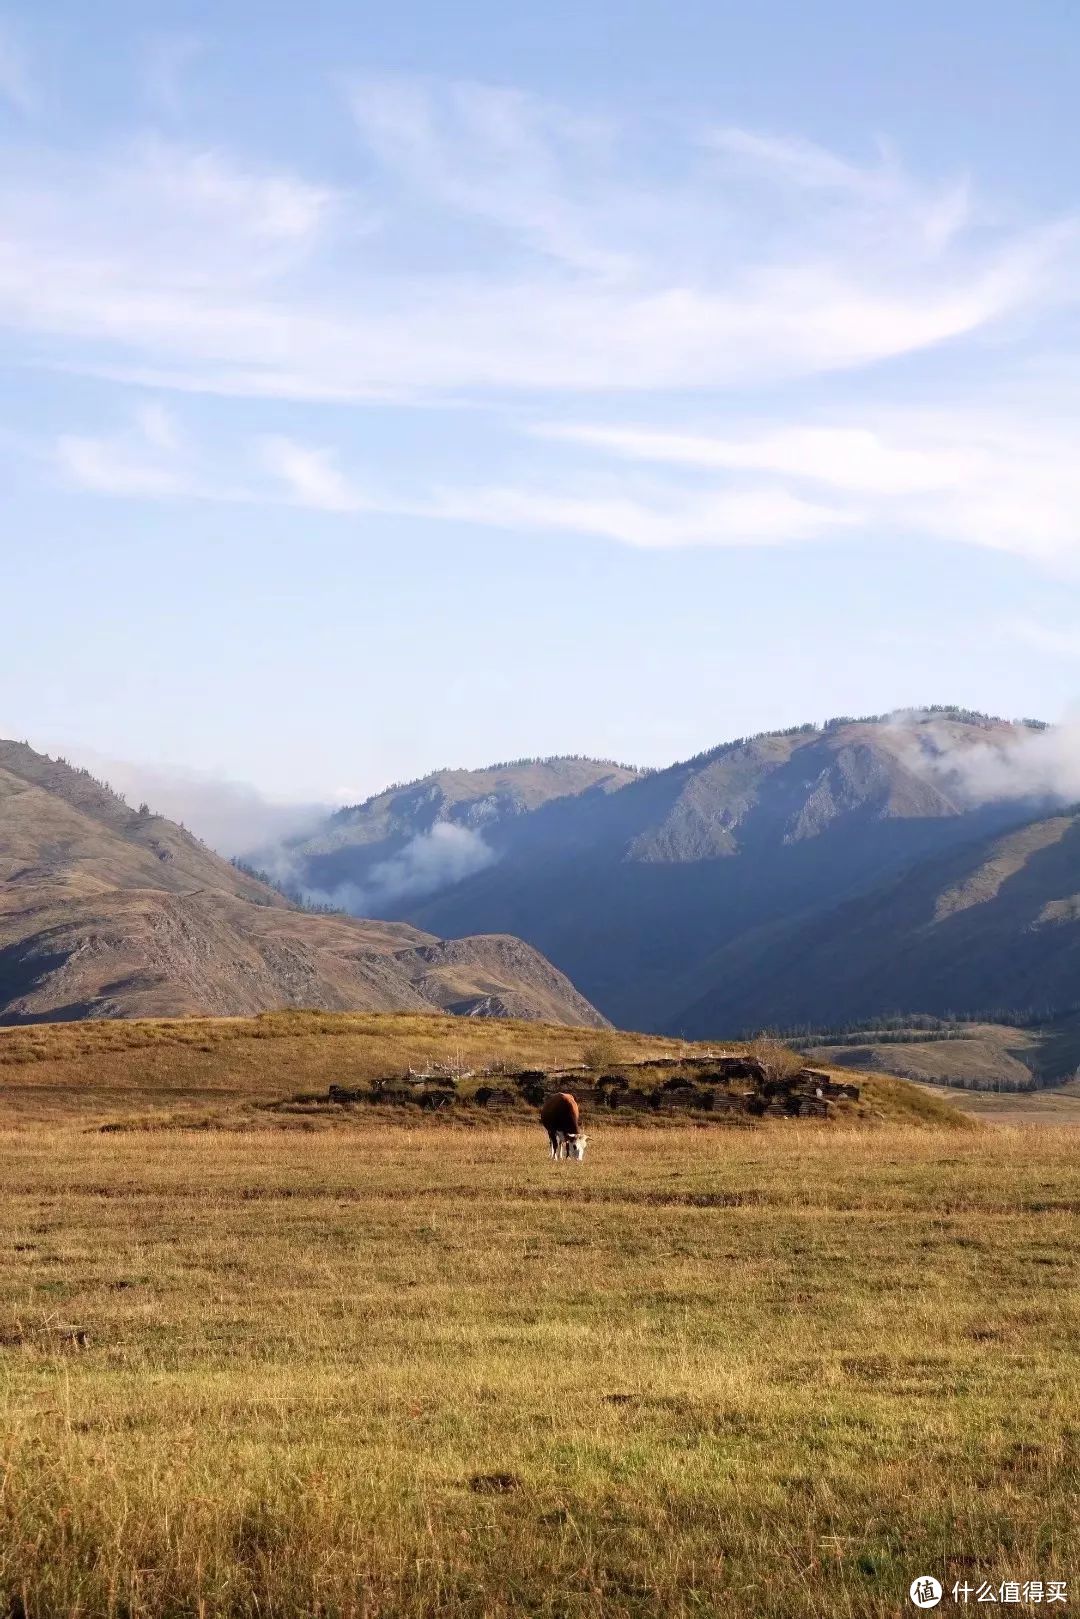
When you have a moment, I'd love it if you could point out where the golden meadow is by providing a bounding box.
[0,1014,1076,1617]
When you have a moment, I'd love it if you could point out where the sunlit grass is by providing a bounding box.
[0,1120,1076,1616]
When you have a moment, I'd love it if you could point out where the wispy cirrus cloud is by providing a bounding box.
[0,83,1068,404]
[54,400,1080,568]
[58,418,849,549]
[350,77,631,278]
[709,126,894,193]
[16,74,1080,572]
[706,126,973,253]
[535,421,982,496]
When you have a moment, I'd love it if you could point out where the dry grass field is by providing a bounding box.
[909,1077,1080,1127]
[0,1017,1076,1617]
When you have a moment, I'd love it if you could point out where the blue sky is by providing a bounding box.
[3,0,1080,823]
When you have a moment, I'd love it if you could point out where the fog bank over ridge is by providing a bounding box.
[268,823,498,916]
[899,711,1080,811]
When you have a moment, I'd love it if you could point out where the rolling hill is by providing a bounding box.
[0,1007,970,1131]
[0,741,607,1027]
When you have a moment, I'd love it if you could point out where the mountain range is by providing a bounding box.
[270,710,1077,1035]
[8,711,1075,1037]
[0,741,606,1027]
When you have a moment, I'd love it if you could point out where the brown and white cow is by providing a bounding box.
[540,1091,588,1161]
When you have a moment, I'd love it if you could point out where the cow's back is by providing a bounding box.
[540,1091,580,1136]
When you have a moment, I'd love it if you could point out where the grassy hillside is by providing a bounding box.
[0,1011,968,1130]
[0,743,607,1028]
[804,1015,1080,1091]
[0,741,289,911]
[1,1120,1075,1618]
[908,1078,1080,1126]
[677,807,1080,1036]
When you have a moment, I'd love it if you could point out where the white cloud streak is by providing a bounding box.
[536,421,982,496]
[422,480,848,548]
[536,412,1080,568]
[58,419,851,550]
[54,405,1080,567]
[258,437,369,512]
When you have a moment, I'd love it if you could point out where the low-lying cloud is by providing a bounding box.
[302,823,498,917]
[904,716,1080,811]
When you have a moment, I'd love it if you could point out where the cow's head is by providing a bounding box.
[565,1133,589,1162]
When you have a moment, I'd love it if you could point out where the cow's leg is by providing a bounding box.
[547,1128,560,1159]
